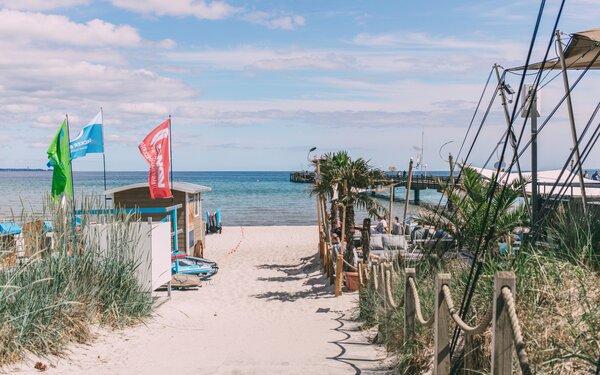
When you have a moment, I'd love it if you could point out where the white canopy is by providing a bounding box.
[510,28,600,71]
[477,168,600,199]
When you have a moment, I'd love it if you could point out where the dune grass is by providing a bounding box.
[0,197,153,366]
[358,243,599,373]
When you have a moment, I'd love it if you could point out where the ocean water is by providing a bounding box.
[0,171,444,225]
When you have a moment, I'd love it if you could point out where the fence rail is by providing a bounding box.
[361,261,532,375]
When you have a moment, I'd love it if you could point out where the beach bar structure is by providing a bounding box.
[104,182,211,255]
[0,222,24,266]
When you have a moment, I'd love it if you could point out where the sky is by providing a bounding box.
[0,0,599,171]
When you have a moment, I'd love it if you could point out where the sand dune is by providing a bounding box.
[11,226,390,374]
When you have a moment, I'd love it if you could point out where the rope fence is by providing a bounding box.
[362,262,531,375]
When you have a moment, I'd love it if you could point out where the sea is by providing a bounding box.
[0,171,446,226]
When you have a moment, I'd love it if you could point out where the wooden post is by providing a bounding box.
[434,273,451,375]
[402,159,414,234]
[357,260,364,289]
[404,268,416,343]
[492,272,516,375]
[388,184,394,234]
[335,254,343,296]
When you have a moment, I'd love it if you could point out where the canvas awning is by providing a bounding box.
[509,28,600,71]
[477,168,600,199]
[0,222,21,235]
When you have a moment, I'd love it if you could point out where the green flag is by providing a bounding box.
[47,119,73,199]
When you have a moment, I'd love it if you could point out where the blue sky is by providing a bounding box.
[0,0,599,171]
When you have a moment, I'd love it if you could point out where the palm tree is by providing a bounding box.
[312,152,387,269]
[335,156,387,270]
[311,151,349,233]
[419,165,528,253]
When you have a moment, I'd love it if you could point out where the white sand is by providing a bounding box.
[10,226,391,374]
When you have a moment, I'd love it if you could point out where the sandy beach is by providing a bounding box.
[10,226,390,375]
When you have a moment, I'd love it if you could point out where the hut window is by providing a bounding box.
[194,193,200,216]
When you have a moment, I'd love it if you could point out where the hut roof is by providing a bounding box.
[104,182,211,196]
[0,222,21,235]
[477,168,600,199]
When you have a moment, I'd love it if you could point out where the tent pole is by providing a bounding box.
[531,91,539,237]
[556,30,588,211]
[493,64,531,216]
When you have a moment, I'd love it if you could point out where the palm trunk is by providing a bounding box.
[344,205,355,271]
[361,218,371,262]
[330,199,339,234]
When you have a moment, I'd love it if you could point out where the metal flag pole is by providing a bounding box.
[65,114,76,206]
[168,115,174,203]
[100,107,108,208]
[65,114,77,255]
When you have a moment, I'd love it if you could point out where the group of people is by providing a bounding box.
[583,170,600,180]
[373,215,403,235]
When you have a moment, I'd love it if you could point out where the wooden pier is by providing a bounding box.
[290,171,315,183]
[373,175,452,204]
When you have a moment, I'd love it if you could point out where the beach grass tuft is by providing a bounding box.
[0,196,152,366]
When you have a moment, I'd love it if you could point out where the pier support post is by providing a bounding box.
[414,189,420,204]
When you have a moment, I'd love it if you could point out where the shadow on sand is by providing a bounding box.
[253,255,333,302]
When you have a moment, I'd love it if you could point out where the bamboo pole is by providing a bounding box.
[402,159,414,235]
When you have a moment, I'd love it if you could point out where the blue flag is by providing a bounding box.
[70,112,104,160]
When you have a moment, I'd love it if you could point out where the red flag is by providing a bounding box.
[138,119,172,199]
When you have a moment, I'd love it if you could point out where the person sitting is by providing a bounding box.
[391,216,402,235]
[584,170,590,179]
[374,215,387,234]
[593,170,600,181]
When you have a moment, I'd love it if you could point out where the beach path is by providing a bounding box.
[11,226,390,375]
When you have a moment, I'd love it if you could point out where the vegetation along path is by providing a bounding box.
[11,226,391,375]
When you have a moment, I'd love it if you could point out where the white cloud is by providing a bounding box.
[0,9,144,47]
[2,104,39,113]
[163,42,523,75]
[110,0,241,20]
[117,102,170,115]
[244,12,305,30]
[0,0,89,11]
[352,31,523,54]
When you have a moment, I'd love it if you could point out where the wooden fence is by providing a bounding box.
[359,261,532,375]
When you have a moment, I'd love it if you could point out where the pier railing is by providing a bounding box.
[360,261,531,375]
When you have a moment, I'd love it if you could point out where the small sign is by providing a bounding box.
[521,84,541,118]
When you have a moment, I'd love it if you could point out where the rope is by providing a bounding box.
[441,284,492,335]
[384,269,398,308]
[407,277,434,327]
[501,287,532,375]
[342,258,357,271]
